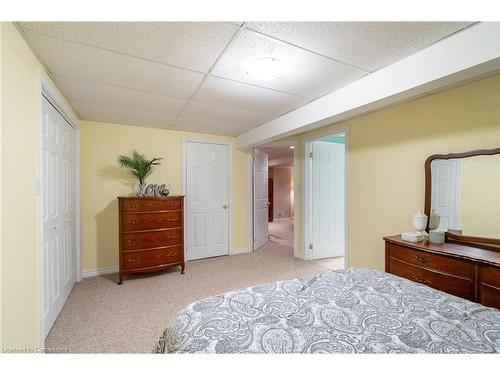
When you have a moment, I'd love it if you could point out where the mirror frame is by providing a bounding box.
[424,147,500,251]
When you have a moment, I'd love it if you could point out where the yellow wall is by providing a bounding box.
[0,22,3,349]
[80,121,251,272]
[1,21,42,349]
[459,155,500,238]
[293,74,500,270]
[0,23,47,348]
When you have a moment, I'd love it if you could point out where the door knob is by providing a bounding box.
[267,202,270,205]
[223,204,228,209]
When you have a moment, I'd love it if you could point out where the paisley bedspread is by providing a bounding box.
[154,268,500,353]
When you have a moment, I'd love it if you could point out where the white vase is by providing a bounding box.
[412,211,428,232]
[428,210,441,230]
[137,183,147,197]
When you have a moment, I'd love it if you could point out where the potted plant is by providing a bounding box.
[117,150,162,195]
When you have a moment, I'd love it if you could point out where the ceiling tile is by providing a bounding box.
[179,100,272,126]
[194,76,310,115]
[247,22,474,72]
[173,119,253,137]
[19,22,240,73]
[54,74,188,117]
[174,101,273,136]
[70,100,175,129]
[212,30,367,98]
[22,31,204,98]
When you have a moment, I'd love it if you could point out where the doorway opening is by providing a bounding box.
[304,131,347,270]
[253,141,296,257]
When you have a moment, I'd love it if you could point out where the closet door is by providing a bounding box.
[42,96,77,338]
[185,141,230,260]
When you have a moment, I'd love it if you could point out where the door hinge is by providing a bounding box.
[309,152,313,158]
[309,244,313,250]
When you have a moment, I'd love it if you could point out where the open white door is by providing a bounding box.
[431,159,460,230]
[186,141,230,260]
[312,141,345,259]
[42,95,77,338]
[253,149,269,250]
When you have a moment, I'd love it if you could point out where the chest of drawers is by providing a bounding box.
[384,235,500,309]
[118,196,185,284]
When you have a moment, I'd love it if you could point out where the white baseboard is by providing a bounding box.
[229,248,252,256]
[82,249,252,276]
[81,266,119,278]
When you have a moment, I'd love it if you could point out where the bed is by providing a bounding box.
[154,268,500,353]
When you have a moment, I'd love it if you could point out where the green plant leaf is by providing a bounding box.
[117,150,162,185]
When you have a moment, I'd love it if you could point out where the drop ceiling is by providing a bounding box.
[18,21,474,136]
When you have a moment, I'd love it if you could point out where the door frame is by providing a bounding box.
[182,139,232,260]
[250,140,299,257]
[303,128,349,263]
[37,71,81,343]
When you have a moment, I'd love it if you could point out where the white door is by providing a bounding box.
[431,159,460,230]
[312,141,345,259]
[253,149,269,250]
[186,142,230,260]
[42,96,77,339]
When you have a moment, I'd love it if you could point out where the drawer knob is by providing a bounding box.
[413,276,432,286]
[130,204,137,208]
[412,255,428,263]
[129,220,137,225]
[169,253,177,257]
[169,218,176,222]
[127,258,137,263]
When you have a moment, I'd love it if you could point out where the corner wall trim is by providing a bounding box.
[229,248,252,256]
[82,266,119,278]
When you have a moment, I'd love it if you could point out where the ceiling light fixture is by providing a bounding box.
[246,57,282,81]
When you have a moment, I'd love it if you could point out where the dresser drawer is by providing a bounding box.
[122,228,182,250]
[389,258,474,301]
[479,284,500,309]
[480,264,500,287]
[121,198,181,212]
[388,243,473,279]
[121,212,182,232]
[123,247,183,270]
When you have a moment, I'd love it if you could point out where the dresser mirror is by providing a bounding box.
[424,148,500,250]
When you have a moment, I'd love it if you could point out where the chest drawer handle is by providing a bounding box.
[169,218,176,222]
[129,220,137,225]
[127,258,137,263]
[130,204,137,208]
[128,239,139,243]
[412,255,428,263]
[413,276,432,286]
[169,253,177,257]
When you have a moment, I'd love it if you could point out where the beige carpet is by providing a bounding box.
[45,229,340,353]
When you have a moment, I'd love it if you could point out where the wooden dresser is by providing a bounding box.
[118,196,185,284]
[384,235,500,309]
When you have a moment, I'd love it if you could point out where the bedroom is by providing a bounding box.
[1,0,499,373]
